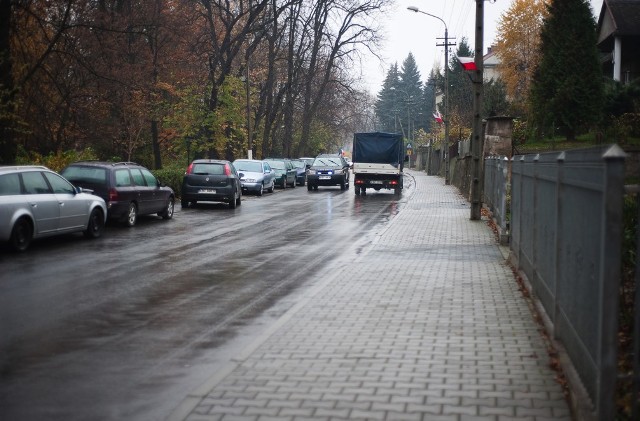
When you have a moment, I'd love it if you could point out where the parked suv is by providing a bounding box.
[61,161,175,227]
[306,154,350,191]
[0,166,107,251]
[181,159,242,209]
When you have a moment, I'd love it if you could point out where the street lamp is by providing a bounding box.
[407,6,452,185]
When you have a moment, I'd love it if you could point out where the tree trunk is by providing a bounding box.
[0,0,16,164]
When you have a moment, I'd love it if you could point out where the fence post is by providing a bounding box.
[553,152,565,338]
[598,145,626,420]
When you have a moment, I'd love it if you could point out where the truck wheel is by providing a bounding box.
[394,187,401,195]
[355,186,360,196]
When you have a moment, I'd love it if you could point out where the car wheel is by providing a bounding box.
[290,178,296,188]
[355,186,361,196]
[160,197,175,219]
[268,180,275,193]
[281,177,286,189]
[181,199,189,208]
[313,185,318,191]
[9,217,33,252]
[84,208,105,238]
[340,179,346,190]
[236,190,242,206]
[124,202,137,227]
[229,189,238,209]
[257,183,264,197]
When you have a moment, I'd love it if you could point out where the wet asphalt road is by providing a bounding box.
[0,175,413,421]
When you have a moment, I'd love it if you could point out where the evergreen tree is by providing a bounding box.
[529,0,603,140]
[483,78,510,117]
[398,53,423,140]
[421,70,439,134]
[374,63,400,132]
[447,38,474,129]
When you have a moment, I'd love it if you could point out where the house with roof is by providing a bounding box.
[597,0,640,84]
[483,46,501,82]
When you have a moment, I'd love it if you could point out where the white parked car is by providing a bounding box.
[0,166,107,252]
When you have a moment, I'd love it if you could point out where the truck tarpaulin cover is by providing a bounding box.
[353,132,404,168]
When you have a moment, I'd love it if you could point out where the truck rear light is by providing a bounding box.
[390,180,398,185]
[355,179,364,185]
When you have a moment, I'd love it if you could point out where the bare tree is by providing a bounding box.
[295,0,387,156]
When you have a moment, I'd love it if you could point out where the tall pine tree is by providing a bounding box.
[529,0,603,140]
[375,63,400,132]
[398,53,423,140]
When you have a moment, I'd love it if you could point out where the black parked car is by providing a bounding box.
[61,161,175,227]
[306,154,350,191]
[290,159,307,186]
[181,159,242,209]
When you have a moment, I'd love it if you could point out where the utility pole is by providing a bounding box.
[245,59,252,160]
[437,32,456,185]
[470,0,485,220]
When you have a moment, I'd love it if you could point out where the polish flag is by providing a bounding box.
[458,56,478,71]
[433,111,443,123]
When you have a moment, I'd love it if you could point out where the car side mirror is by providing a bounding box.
[239,172,244,177]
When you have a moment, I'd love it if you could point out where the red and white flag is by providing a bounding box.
[457,56,478,71]
[433,111,443,123]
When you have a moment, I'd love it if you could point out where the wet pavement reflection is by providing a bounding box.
[0,177,412,420]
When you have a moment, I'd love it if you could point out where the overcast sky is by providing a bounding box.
[358,0,605,94]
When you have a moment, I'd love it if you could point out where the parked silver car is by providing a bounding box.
[233,159,276,196]
[0,166,107,251]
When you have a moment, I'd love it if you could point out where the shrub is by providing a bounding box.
[152,165,184,198]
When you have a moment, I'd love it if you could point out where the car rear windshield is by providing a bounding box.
[62,166,108,186]
[234,161,262,172]
[192,163,225,175]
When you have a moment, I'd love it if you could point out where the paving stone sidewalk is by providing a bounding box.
[170,171,572,421]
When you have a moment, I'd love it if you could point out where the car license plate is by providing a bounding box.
[319,176,331,180]
[370,180,383,184]
[198,189,216,193]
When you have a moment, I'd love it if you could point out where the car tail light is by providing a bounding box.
[108,188,119,202]
[224,164,232,176]
[185,163,194,174]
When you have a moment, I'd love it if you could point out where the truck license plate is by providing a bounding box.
[370,180,383,184]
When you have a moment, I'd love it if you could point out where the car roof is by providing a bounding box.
[191,159,229,164]
[0,165,50,174]
[233,159,263,162]
[65,161,143,168]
